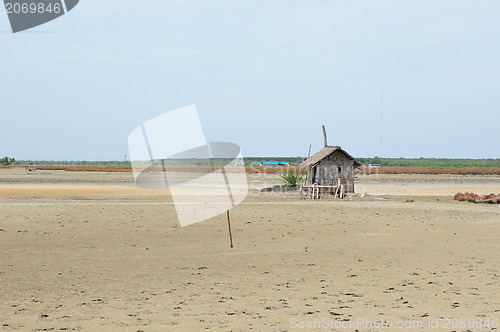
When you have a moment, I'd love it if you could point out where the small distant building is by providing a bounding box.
[262,161,290,166]
[300,126,362,197]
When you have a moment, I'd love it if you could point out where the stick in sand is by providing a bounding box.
[227,209,233,248]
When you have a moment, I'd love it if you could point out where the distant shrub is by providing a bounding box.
[281,169,305,186]
[0,156,15,165]
[454,192,500,204]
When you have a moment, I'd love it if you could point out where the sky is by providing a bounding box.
[1,0,499,160]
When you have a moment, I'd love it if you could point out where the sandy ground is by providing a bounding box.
[0,169,499,331]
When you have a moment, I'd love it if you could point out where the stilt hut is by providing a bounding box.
[300,126,362,198]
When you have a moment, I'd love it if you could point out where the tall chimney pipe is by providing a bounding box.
[322,125,328,147]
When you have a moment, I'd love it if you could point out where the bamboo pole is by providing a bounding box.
[227,209,233,248]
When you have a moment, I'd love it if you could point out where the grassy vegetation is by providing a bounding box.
[280,169,306,185]
[374,167,500,175]
[12,160,131,167]
[1,158,499,175]
[358,157,500,168]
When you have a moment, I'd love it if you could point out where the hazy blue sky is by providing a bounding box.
[1,0,499,160]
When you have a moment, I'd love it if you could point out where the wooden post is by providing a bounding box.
[322,125,328,147]
[227,209,233,248]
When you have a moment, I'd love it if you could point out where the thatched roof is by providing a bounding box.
[300,146,362,168]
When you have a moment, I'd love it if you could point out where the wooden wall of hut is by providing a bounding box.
[306,150,356,193]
